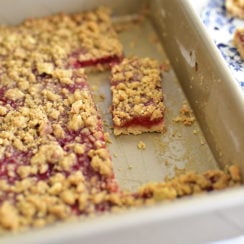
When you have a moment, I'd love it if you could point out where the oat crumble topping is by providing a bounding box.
[0,9,121,229]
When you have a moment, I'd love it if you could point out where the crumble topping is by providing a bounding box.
[137,141,146,150]
[111,57,165,135]
[233,27,244,59]
[0,7,123,71]
[0,34,117,230]
[225,0,244,19]
[135,165,241,201]
[173,103,195,126]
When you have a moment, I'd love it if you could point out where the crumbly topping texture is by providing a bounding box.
[110,57,165,135]
[0,7,123,232]
[226,0,244,19]
[233,27,244,59]
[0,7,123,70]
[135,165,241,202]
[0,63,120,231]
[173,104,195,126]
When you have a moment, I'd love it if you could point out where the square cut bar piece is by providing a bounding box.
[111,57,165,135]
[233,27,244,59]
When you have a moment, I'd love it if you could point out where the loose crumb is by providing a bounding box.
[128,164,133,170]
[160,60,171,72]
[137,141,146,150]
[173,103,195,126]
[104,132,112,144]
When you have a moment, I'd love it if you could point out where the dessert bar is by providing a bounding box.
[110,57,165,135]
[0,65,119,230]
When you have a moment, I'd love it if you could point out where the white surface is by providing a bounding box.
[187,0,208,15]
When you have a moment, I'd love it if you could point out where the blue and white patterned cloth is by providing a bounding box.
[201,0,244,92]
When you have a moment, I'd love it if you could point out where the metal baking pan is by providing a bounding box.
[1,0,244,243]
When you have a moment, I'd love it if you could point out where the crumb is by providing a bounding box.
[91,85,98,92]
[200,137,205,145]
[160,60,171,72]
[129,41,136,48]
[104,132,112,143]
[137,141,146,150]
[173,103,195,126]
[113,18,140,33]
[99,94,105,101]
[128,165,133,170]
[174,166,187,176]
[148,34,160,44]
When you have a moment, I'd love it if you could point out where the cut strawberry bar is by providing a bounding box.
[0,6,124,231]
[0,62,120,230]
[110,57,165,135]
[233,27,244,59]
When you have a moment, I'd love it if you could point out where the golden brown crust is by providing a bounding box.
[110,57,165,135]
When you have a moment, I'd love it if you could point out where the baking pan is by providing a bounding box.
[1,0,244,243]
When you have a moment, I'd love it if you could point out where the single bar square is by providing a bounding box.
[110,57,165,135]
[233,27,244,59]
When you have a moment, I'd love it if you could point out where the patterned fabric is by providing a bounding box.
[201,0,244,91]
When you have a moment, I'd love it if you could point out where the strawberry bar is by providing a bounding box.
[110,57,165,135]
[0,62,120,230]
[233,27,244,59]
[0,6,124,231]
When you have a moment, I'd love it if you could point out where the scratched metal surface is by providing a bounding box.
[89,16,217,192]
